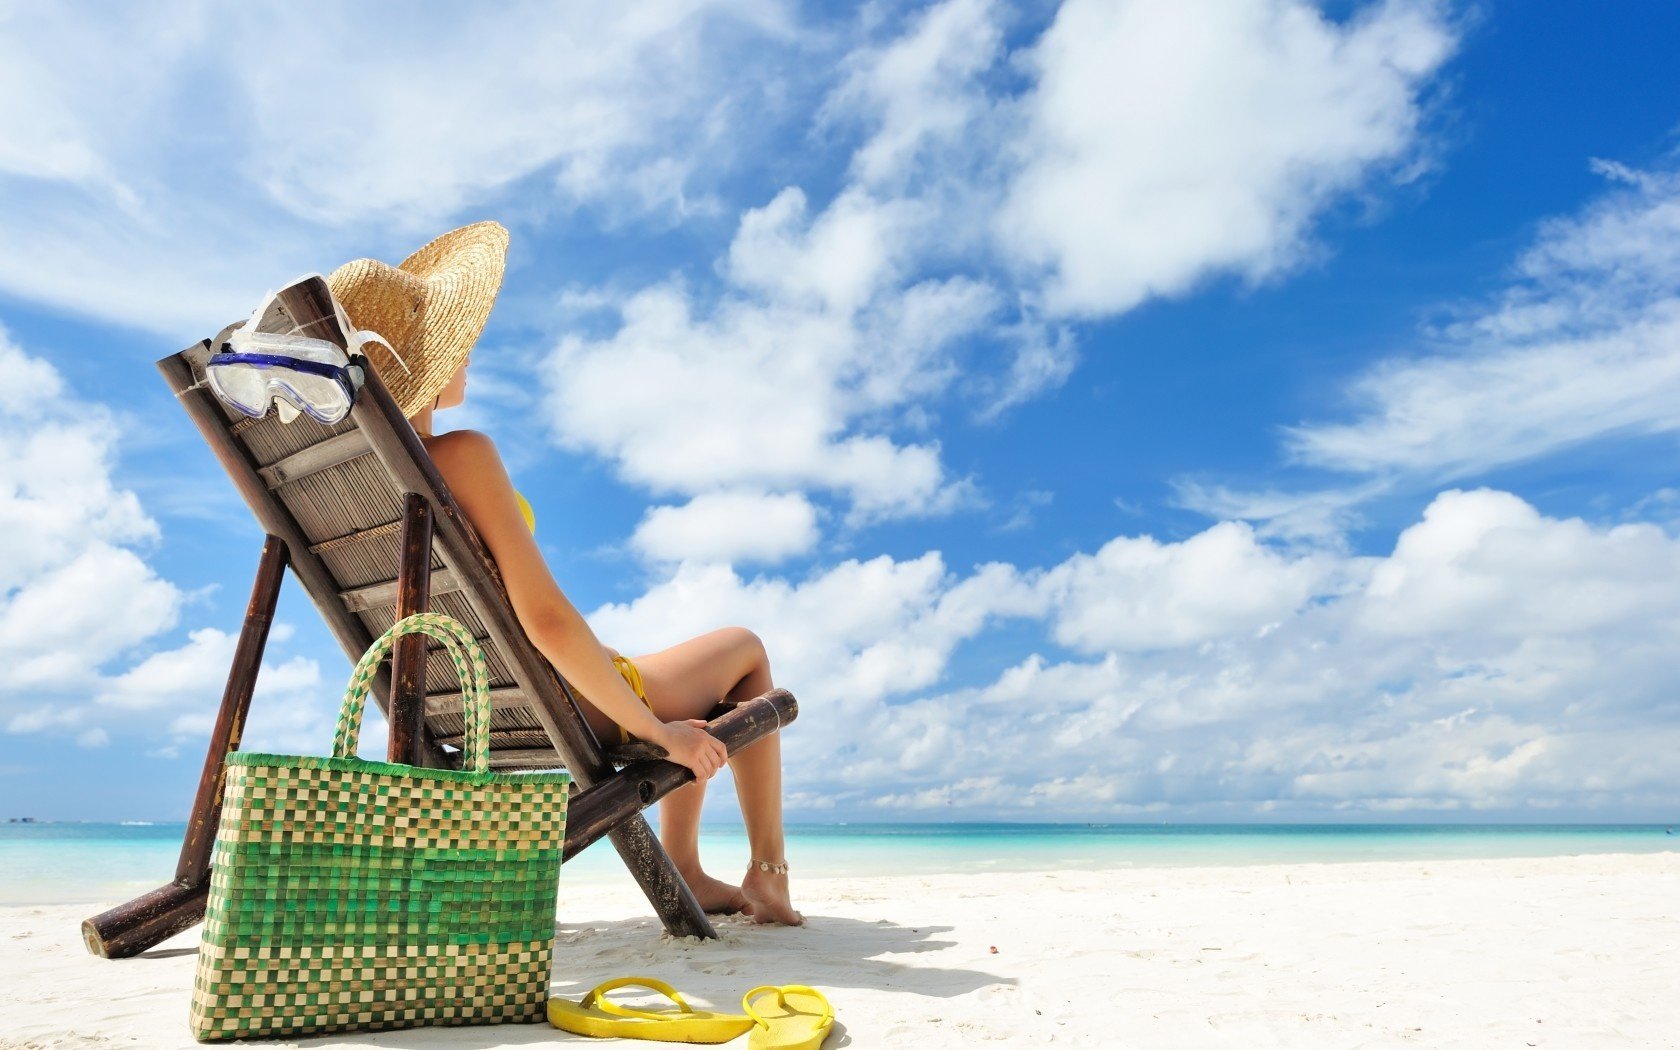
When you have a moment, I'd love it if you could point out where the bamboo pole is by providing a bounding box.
[389,492,434,765]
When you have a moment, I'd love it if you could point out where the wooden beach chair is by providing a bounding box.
[81,283,798,958]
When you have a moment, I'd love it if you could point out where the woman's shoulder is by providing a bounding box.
[421,429,509,487]
[421,427,497,459]
[423,426,492,446]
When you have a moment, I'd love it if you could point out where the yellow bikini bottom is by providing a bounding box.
[610,654,653,746]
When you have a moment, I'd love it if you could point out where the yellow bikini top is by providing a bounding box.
[515,489,535,534]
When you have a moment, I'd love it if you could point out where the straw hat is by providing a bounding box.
[327,220,509,417]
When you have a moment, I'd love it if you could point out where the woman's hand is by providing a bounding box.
[651,719,729,781]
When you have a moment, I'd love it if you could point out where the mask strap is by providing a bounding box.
[354,330,410,374]
[326,284,411,375]
[226,291,273,349]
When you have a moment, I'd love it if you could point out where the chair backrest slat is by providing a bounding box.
[258,430,373,487]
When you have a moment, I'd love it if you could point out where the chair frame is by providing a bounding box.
[81,283,797,957]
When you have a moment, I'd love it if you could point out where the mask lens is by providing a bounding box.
[207,358,276,418]
[283,372,353,424]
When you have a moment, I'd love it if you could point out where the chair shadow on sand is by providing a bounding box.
[545,910,1014,1047]
[551,911,1009,994]
[134,945,199,960]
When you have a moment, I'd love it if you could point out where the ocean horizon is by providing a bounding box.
[4,820,1675,907]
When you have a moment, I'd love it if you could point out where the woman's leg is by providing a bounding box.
[711,633,801,925]
[608,626,799,922]
[729,727,801,925]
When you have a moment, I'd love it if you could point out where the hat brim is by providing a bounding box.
[328,221,509,417]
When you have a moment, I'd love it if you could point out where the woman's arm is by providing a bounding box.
[423,430,726,779]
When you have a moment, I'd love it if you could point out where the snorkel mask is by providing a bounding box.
[207,274,405,426]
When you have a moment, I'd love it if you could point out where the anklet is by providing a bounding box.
[753,859,789,875]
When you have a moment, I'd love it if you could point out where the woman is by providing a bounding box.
[327,221,801,925]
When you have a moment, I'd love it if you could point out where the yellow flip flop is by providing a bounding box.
[548,976,755,1044]
[742,984,834,1049]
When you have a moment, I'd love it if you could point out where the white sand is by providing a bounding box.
[3,853,1677,1049]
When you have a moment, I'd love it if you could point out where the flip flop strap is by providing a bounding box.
[742,984,833,1028]
[583,976,695,1020]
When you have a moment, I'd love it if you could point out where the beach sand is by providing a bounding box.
[3,852,1676,1048]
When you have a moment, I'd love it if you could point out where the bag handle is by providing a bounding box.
[332,612,492,772]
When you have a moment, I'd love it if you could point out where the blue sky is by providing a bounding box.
[4,0,1680,822]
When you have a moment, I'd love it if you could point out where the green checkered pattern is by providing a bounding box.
[188,613,570,1042]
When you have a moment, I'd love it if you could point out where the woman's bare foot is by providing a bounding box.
[681,869,750,915]
[741,863,803,926]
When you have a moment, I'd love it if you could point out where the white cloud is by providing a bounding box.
[0,327,181,693]
[1039,520,1335,651]
[4,0,1461,567]
[230,2,795,227]
[166,642,328,757]
[545,0,1457,552]
[1357,488,1680,639]
[1291,307,1680,477]
[726,187,924,314]
[631,490,821,565]
[599,488,1680,819]
[542,269,992,525]
[0,546,180,690]
[15,620,328,755]
[1171,157,1680,543]
[0,5,185,204]
[966,316,1079,422]
[996,0,1456,317]
[823,0,1004,190]
[0,1,801,334]
[0,338,157,591]
[1286,160,1680,478]
[95,627,239,711]
[1172,477,1390,543]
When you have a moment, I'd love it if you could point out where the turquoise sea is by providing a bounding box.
[2,822,1675,906]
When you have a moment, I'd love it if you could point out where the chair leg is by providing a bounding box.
[389,492,434,765]
[609,816,716,939]
[543,681,718,940]
[82,535,287,958]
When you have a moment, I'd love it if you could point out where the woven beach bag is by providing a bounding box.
[188,611,570,1042]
